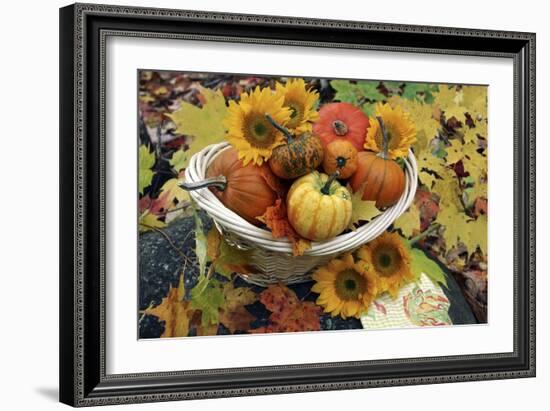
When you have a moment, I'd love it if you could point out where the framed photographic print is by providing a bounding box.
[59,3,536,407]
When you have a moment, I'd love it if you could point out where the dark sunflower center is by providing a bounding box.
[344,279,356,291]
[373,245,402,277]
[245,115,276,148]
[254,122,267,136]
[334,269,366,301]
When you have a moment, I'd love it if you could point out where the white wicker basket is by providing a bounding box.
[184,142,418,286]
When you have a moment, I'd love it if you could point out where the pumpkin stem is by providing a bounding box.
[376,116,389,159]
[332,120,348,136]
[180,175,228,192]
[321,171,340,195]
[265,113,294,142]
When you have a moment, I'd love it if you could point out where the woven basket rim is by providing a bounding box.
[184,142,418,256]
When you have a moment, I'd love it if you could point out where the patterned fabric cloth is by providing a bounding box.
[360,274,452,329]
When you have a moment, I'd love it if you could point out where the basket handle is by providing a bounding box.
[180,175,228,191]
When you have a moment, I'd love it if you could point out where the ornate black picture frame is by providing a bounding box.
[59,3,535,407]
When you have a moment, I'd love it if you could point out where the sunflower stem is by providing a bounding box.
[376,116,389,159]
[321,171,340,195]
[265,113,294,142]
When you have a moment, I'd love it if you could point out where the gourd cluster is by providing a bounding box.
[204,99,411,242]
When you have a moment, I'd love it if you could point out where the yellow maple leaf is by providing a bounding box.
[222,282,257,311]
[158,178,189,207]
[445,139,465,164]
[166,86,228,170]
[393,203,421,238]
[348,185,382,228]
[435,203,469,251]
[413,130,429,156]
[388,96,440,145]
[142,275,193,338]
[416,150,448,189]
[434,85,469,123]
[466,182,487,205]
[433,168,463,210]
[434,85,460,111]
[138,210,166,232]
[462,141,487,185]
[463,126,482,145]
[138,145,155,195]
[419,170,437,189]
[462,214,487,255]
[462,85,488,119]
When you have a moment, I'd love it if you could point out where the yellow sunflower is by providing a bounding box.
[364,103,417,160]
[224,86,291,165]
[275,78,319,134]
[312,253,378,319]
[356,232,414,299]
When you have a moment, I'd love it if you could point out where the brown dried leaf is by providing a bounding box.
[257,199,311,256]
[219,307,255,333]
[253,284,321,333]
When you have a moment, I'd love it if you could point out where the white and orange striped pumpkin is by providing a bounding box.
[286,171,352,241]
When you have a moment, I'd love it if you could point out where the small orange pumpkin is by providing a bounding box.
[192,147,283,225]
[349,116,405,208]
[313,102,370,151]
[322,140,358,179]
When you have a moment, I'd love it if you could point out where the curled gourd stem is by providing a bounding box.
[265,113,294,142]
[321,171,341,195]
[376,116,389,159]
[180,175,228,191]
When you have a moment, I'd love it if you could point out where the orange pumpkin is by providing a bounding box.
[194,147,283,225]
[313,102,370,151]
[349,151,405,208]
[350,115,406,208]
[322,140,358,179]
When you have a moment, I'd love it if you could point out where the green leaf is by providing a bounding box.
[190,277,224,327]
[169,148,188,173]
[330,80,359,105]
[166,86,228,170]
[360,103,376,117]
[138,145,155,195]
[207,227,254,279]
[402,83,440,103]
[356,81,384,101]
[409,247,448,287]
[330,80,385,105]
[383,81,402,93]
